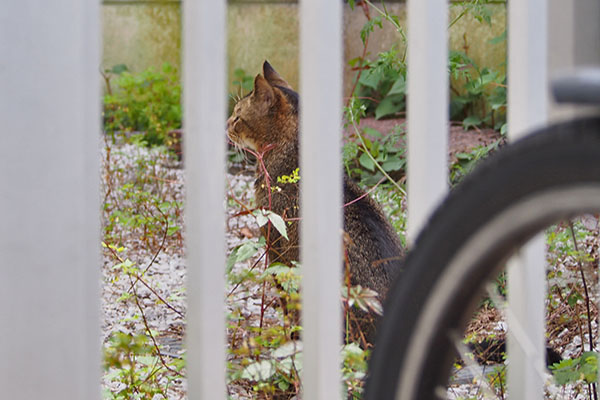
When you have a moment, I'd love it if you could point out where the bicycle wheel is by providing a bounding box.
[365,117,600,400]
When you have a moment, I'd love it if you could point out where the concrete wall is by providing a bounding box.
[343,3,506,95]
[103,2,181,76]
[102,1,507,96]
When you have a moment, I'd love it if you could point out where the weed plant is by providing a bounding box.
[348,0,506,131]
[100,1,599,398]
[103,63,182,148]
[101,137,185,399]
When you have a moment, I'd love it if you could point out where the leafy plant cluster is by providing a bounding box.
[223,146,380,398]
[103,63,182,148]
[341,0,507,192]
[343,97,408,191]
[352,47,407,120]
[101,140,185,399]
[98,2,598,399]
[449,48,507,133]
[98,137,600,398]
[544,220,600,396]
[348,0,507,133]
[343,93,499,192]
[448,219,600,398]
[449,139,501,185]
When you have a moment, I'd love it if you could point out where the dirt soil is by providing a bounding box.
[352,117,505,163]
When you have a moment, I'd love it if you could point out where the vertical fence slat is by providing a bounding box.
[507,0,548,398]
[406,0,449,241]
[183,0,227,399]
[0,2,100,399]
[300,0,343,398]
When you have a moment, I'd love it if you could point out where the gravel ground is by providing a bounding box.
[100,139,273,399]
[100,138,600,399]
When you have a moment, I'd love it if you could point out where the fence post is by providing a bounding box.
[0,2,100,399]
[300,0,343,398]
[183,0,227,399]
[406,0,449,242]
[507,0,548,398]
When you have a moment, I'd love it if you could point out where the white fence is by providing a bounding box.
[1,0,596,399]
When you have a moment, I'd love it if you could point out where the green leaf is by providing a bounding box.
[167,226,180,236]
[264,262,300,292]
[363,137,372,150]
[551,352,598,385]
[342,342,364,358]
[382,157,405,172]
[462,115,482,130]
[273,341,303,375]
[241,360,275,381]
[359,152,375,171]
[480,68,499,86]
[112,259,134,271]
[489,30,507,45]
[264,262,292,276]
[360,17,383,45]
[110,64,128,75]
[348,56,363,68]
[272,340,301,359]
[359,67,385,90]
[387,76,406,96]
[375,95,404,119]
[234,68,246,78]
[362,126,383,138]
[343,141,359,165]
[267,212,289,241]
[226,240,264,273]
[253,209,269,227]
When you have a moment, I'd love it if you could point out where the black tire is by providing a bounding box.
[365,117,600,400]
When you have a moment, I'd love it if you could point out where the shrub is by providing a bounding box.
[103,63,182,147]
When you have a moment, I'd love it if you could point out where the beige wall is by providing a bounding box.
[103,3,181,75]
[227,3,299,95]
[102,1,506,96]
[343,3,506,95]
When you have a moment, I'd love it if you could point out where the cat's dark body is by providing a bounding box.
[227,61,404,339]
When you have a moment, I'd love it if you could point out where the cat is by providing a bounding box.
[227,61,404,341]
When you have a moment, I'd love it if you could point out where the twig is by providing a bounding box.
[344,176,387,207]
[347,30,371,107]
[127,203,170,292]
[104,241,183,318]
[349,116,407,196]
[131,271,184,318]
[129,274,184,378]
[355,1,408,63]
[568,220,598,400]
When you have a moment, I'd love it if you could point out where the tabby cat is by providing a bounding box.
[227,61,404,341]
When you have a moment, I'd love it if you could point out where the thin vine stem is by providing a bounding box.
[568,220,598,400]
[363,0,408,62]
[363,0,407,43]
[347,104,407,197]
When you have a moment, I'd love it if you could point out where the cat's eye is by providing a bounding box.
[232,116,240,132]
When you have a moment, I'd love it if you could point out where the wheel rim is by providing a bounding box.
[397,184,600,400]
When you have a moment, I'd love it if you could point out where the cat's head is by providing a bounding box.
[227,61,298,152]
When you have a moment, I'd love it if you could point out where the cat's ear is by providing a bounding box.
[253,74,275,106]
[263,61,292,90]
